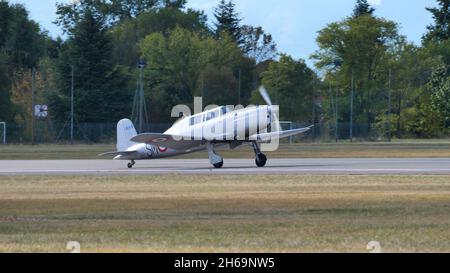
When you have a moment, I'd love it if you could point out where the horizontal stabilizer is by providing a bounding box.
[98,151,136,157]
[131,133,176,144]
[131,133,202,150]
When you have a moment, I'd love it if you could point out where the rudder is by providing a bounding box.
[117,119,138,151]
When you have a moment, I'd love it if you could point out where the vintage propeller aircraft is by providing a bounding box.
[100,87,312,169]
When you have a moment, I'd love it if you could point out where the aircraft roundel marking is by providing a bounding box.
[158,146,168,153]
[152,137,168,143]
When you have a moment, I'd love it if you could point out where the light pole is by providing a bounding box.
[31,67,36,145]
[133,58,148,133]
[138,62,144,133]
[335,87,339,143]
[70,65,74,145]
[328,82,333,138]
[388,68,392,142]
[332,58,343,143]
[312,77,318,142]
[132,59,146,133]
[350,68,354,143]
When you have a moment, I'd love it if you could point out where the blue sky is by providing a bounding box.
[10,0,438,66]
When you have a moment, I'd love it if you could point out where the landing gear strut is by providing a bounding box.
[207,142,224,169]
[252,142,267,167]
[128,160,136,169]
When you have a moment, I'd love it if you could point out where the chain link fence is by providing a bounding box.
[5,121,172,144]
[3,119,434,144]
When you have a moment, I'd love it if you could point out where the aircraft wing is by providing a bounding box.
[131,133,202,150]
[131,127,312,148]
[250,126,313,142]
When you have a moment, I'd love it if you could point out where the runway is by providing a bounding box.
[0,158,449,175]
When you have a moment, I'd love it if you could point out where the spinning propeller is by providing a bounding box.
[259,86,273,106]
[259,86,281,132]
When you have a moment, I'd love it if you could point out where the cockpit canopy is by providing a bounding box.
[190,106,230,126]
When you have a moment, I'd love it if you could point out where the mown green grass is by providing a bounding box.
[1,141,450,159]
[0,175,450,253]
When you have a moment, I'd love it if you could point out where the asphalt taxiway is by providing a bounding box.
[0,158,449,176]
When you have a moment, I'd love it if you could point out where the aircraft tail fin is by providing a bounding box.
[117,119,138,151]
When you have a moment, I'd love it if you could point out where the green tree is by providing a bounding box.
[423,1,450,66]
[0,1,13,47]
[139,28,242,121]
[424,0,450,43]
[374,44,441,138]
[0,2,13,123]
[428,65,450,128]
[214,0,242,45]
[353,0,375,17]
[0,2,47,125]
[56,0,110,33]
[253,54,317,123]
[55,0,164,31]
[110,5,208,67]
[161,0,186,9]
[140,28,207,121]
[312,15,401,135]
[0,52,13,123]
[240,25,277,63]
[55,0,188,31]
[52,8,131,123]
[201,65,239,106]
[106,0,161,20]
[4,5,46,69]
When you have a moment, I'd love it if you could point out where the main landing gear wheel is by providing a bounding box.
[252,141,267,167]
[128,160,136,169]
[213,161,224,169]
[256,154,267,167]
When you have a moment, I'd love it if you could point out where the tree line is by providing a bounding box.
[1,0,450,141]
[314,0,450,139]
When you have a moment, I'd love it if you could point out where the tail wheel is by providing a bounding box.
[256,154,267,167]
